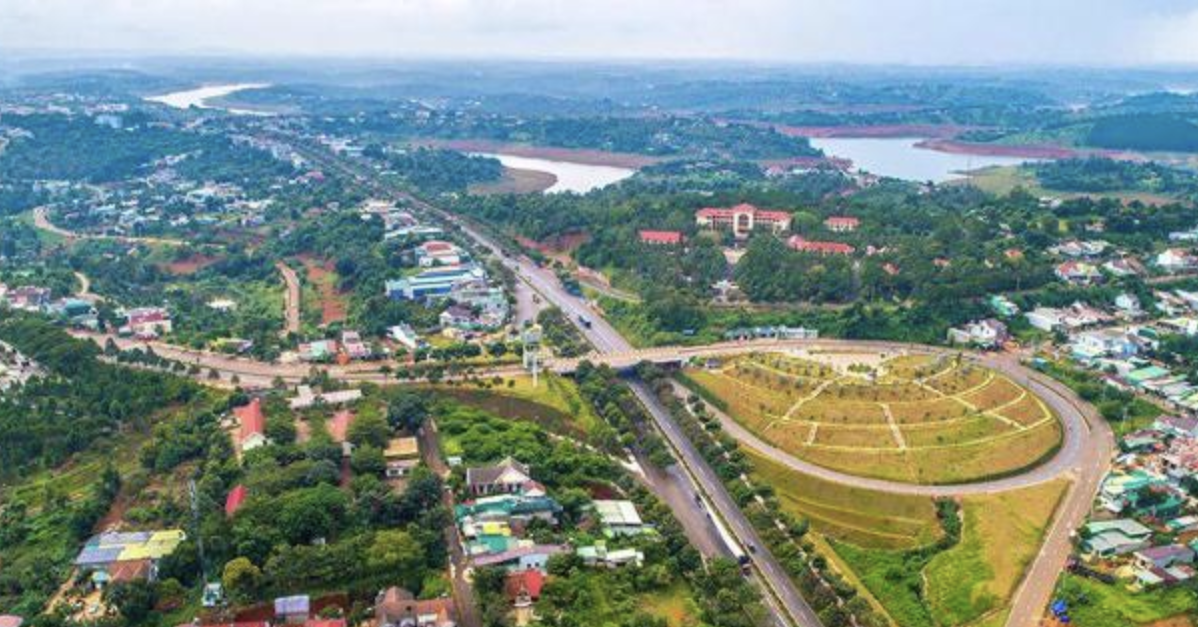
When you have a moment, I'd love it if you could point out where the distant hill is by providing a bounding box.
[1087,113,1198,153]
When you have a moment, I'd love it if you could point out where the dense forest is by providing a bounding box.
[0,316,201,478]
[1086,114,1198,153]
[0,113,211,182]
[1032,157,1198,194]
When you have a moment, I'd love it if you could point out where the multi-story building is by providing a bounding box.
[695,203,791,238]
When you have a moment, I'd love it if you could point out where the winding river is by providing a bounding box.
[144,83,272,115]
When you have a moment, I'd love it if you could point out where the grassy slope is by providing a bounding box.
[924,480,1069,626]
[835,480,1068,627]
[746,449,941,550]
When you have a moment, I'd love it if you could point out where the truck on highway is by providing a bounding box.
[578,314,593,329]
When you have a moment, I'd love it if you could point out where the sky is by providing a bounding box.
[3,0,1198,66]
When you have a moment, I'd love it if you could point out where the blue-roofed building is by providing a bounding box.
[386,265,484,302]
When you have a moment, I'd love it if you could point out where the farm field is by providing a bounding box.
[687,351,1063,484]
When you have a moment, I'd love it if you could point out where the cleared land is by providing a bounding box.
[688,352,1062,484]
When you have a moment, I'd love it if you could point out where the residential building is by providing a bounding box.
[298,339,338,362]
[416,240,464,267]
[1071,329,1139,362]
[1135,545,1196,571]
[576,543,645,568]
[1051,240,1109,258]
[824,216,860,232]
[947,319,1010,349]
[2,286,51,312]
[592,500,651,537]
[1115,293,1143,317]
[289,385,363,410]
[472,544,567,571]
[341,331,371,360]
[1055,260,1102,285]
[1157,249,1197,273]
[384,437,420,478]
[74,530,186,587]
[375,587,457,627]
[786,236,855,256]
[235,398,269,452]
[639,230,684,245]
[1080,519,1153,557]
[122,307,173,338]
[988,295,1020,318]
[388,323,426,351]
[465,457,541,496]
[1105,258,1144,278]
[695,203,792,238]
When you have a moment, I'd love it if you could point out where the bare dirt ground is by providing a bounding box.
[469,166,558,194]
[300,256,348,325]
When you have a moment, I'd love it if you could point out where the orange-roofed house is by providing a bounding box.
[234,399,268,452]
[639,230,683,246]
[225,485,248,517]
[695,203,791,239]
[824,216,860,232]
[787,236,855,256]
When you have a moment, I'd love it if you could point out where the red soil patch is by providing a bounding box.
[164,254,219,275]
[300,257,348,326]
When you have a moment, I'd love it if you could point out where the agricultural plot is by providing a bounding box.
[687,352,1062,484]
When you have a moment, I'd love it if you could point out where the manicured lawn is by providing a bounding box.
[688,352,1063,484]
[924,480,1069,626]
[1056,574,1198,627]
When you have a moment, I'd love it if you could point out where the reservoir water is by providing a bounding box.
[810,137,1033,183]
[477,153,636,194]
[145,83,272,115]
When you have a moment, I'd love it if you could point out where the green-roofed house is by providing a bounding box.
[1081,519,1153,558]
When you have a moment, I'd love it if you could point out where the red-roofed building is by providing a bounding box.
[505,570,545,603]
[787,236,855,256]
[695,203,791,238]
[329,410,354,443]
[225,485,247,517]
[824,216,860,232]
[234,399,268,452]
[639,230,683,246]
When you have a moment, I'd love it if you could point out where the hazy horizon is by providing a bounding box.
[4,0,1198,67]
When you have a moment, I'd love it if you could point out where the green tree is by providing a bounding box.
[222,556,262,603]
